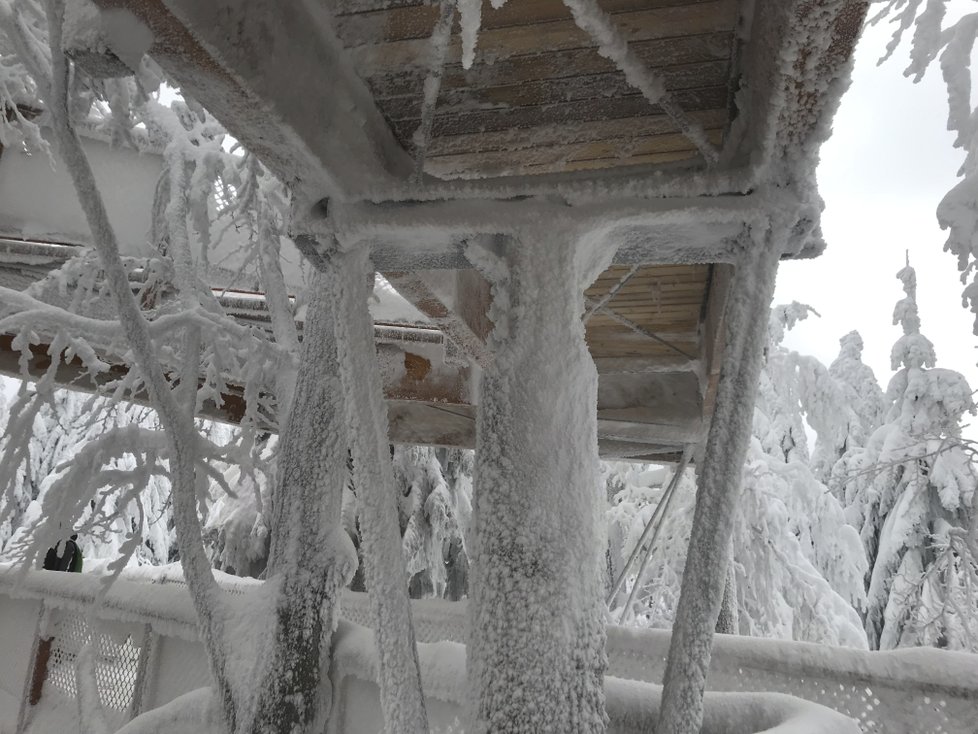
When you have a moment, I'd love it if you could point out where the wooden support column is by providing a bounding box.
[253,267,355,734]
[327,246,429,733]
[468,232,609,732]
[657,230,781,734]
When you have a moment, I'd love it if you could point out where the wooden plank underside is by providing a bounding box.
[336,0,738,179]
[424,109,727,156]
[584,262,709,359]
[400,86,726,142]
[365,32,734,96]
[425,129,723,178]
[346,2,738,73]
[378,61,729,121]
[334,0,721,41]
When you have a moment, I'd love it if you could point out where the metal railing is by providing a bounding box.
[2,568,975,734]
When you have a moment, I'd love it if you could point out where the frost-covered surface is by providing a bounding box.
[6,578,978,734]
[330,620,860,734]
[329,247,429,732]
[658,233,781,734]
[466,230,610,732]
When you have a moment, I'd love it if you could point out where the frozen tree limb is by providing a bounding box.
[657,228,781,734]
[40,0,235,725]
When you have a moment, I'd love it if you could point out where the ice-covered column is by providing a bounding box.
[657,232,781,734]
[468,231,610,733]
[251,266,358,734]
[328,246,430,733]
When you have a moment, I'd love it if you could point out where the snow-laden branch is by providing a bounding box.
[874,3,978,334]
[39,1,236,724]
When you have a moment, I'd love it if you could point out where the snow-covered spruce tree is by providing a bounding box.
[608,305,868,647]
[812,331,886,501]
[845,264,978,650]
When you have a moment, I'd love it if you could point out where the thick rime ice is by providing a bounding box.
[326,246,429,733]
[657,231,781,734]
[466,230,609,733]
[245,267,358,734]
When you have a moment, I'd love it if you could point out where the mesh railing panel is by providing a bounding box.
[45,610,144,714]
[341,592,976,734]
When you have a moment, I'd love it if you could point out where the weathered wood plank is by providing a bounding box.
[335,0,720,40]
[424,129,718,176]
[426,109,727,157]
[470,148,697,175]
[349,2,738,74]
[379,61,729,121]
[397,86,728,137]
[365,32,733,96]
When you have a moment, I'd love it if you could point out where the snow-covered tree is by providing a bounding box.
[0,384,178,568]
[0,4,432,728]
[607,306,868,647]
[814,331,887,501]
[874,3,978,337]
[844,264,978,650]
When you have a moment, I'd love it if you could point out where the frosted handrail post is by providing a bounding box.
[467,231,610,732]
[657,231,781,734]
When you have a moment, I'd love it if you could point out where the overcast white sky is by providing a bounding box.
[774,10,978,402]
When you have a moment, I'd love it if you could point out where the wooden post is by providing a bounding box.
[657,231,781,734]
[467,232,610,732]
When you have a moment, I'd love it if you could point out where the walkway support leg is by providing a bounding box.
[468,233,610,733]
[252,266,358,734]
[657,232,781,734]
[329,246,429,734]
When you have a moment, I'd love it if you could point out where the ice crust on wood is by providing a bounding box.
[466,230,611,732]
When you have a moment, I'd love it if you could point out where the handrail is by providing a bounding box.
[3,567,976,734]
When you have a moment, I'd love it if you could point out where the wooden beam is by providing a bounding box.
[91,0,412,202]
[382,269,492,367]
[699,263,732,419]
